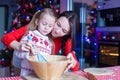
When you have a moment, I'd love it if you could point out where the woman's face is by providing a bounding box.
[51,16,70,38]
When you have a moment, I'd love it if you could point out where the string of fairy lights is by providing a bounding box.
[11,0,60,30]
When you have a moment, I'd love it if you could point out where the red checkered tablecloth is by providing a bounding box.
[0,76,23,80]
[1,66,120,80]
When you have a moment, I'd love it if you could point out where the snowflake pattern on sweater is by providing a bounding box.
[14,30,53,76]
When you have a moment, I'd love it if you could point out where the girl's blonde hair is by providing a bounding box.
[27,8,57,31]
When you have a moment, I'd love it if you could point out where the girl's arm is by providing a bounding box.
[1,24,28,49]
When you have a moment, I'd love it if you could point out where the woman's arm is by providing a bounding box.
[64,39,80,71]
[1,24,28,49]
[66,51,80,71]
[53,38,80,71]
[10,40,21,50]
[14,31,33,59]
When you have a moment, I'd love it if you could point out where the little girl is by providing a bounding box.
[13,8,57,76]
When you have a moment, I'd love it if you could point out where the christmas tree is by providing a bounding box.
[10,0,60,30]
[0,48,13,67]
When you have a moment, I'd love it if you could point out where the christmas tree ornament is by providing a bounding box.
[26,16,30,22]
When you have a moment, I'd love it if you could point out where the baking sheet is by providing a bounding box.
[84,68,114,75]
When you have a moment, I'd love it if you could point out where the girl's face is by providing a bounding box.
[51,17,70,38]
[36,14,55,36]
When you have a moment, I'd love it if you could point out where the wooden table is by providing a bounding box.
[0,72,88,80]
[22,72,88,80]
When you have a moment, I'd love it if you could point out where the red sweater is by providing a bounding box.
[1,24,80,71]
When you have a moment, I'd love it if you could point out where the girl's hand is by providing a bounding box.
[65,53,77,72]
[30,45,39,55]
[20,41,39,55]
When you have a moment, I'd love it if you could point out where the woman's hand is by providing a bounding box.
[65,53,77,72]
[19,40,35,52]
[19,42,32,52]
[10,40,34,52]
[10,40,31,51]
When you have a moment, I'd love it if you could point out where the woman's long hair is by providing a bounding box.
[58,11,79,53]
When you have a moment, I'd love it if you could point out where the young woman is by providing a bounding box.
[1,10,80,74]
[14,8,57,76]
